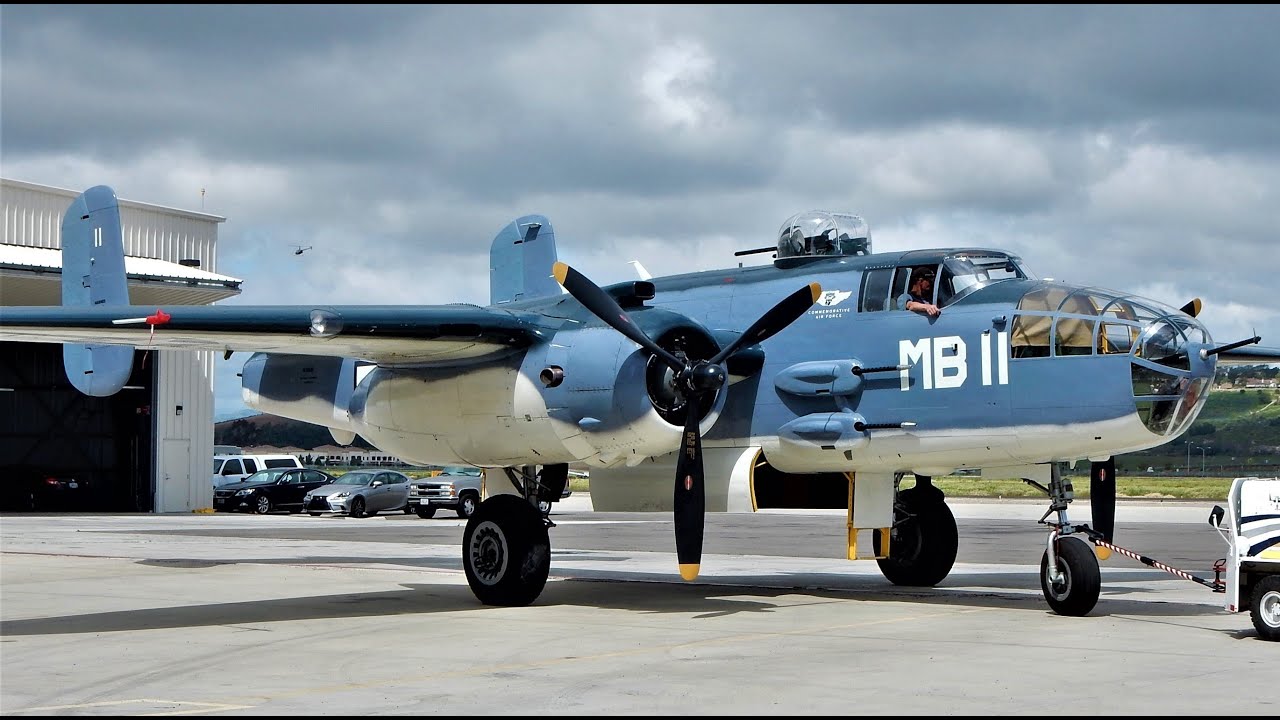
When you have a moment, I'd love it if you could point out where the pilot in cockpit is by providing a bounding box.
[901,267,941,317]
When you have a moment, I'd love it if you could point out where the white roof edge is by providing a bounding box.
[0,243,242,286]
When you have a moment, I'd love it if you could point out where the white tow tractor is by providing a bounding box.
[1209,476,1280,641]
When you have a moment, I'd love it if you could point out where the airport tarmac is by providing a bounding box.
[1,495,1275,716]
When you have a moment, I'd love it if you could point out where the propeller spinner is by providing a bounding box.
[552,262,821,580]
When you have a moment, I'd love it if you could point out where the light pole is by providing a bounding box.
[1196,446,1207,474]
[1186,440,1192,474]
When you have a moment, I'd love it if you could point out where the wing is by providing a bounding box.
[0,304,550,365]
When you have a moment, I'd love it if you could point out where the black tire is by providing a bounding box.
[463,494,550,606]
[874,493,958,587]
[416,506,437,519]
[457,492,479,519]
[350,497,367,519]
[1249,575,1280,641]
[1039,536,1101,616]
[308,512,322,517]
[254,495,272,515]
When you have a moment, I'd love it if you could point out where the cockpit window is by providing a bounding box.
[937,252,1030,307]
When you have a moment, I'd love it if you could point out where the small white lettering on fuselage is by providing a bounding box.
[808,290,854,320]
[899,331,1009,390]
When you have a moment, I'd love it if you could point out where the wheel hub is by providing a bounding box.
[469,522,508,586]
[1262,589,1280,628]
[1046,559,1073,600]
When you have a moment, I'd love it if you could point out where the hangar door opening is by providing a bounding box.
[0,342,155,512]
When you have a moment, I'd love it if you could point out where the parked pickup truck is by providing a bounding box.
[406,466,483,519]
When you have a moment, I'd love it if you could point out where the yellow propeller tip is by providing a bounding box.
[679,563,701,581]
[551,262,569,284]
[808,282,823,302]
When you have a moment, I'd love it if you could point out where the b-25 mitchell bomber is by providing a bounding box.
[3,186,1277,615]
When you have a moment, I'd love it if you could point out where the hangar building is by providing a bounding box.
[1,178,242,512]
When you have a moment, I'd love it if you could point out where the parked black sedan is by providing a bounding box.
[0,467,89,512]
[212,468,335,514]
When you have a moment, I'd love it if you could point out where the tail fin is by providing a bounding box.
[61,185,134,396]
[489,214,561,305]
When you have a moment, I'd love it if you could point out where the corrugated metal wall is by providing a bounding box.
[2,178,225,512]
[2,178,225,273]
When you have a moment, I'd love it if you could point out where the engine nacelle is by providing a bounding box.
[238,307,726,469]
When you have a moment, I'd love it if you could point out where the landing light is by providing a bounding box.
[310,309,342,338]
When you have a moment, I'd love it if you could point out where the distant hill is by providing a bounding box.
[214,414,373,450]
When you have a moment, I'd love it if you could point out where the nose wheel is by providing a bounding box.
[1025,466,1101,616]
[1040,535,1101,616]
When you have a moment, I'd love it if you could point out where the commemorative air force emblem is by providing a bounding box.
[820,290,852,306]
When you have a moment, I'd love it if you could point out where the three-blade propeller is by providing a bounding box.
[552,262,821,580]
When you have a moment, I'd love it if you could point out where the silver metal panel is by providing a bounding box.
[155,350,216,512]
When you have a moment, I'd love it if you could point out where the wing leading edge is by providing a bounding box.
[0,304,551,365]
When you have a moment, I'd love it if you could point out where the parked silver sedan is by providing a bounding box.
[303,470,411,518]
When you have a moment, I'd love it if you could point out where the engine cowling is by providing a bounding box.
[533,307,725,467]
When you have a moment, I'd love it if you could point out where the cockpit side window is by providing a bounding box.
[859,268,894,312]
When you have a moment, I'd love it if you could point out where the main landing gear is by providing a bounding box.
[463,494,550,606]
[461,464,567,606]
[874,475,959,587]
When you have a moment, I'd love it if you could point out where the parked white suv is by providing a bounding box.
[212,454,304,487]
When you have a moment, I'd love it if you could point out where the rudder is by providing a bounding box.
[61,185,134,396]
[489,214,561,305]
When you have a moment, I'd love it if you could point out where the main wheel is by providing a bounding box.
[874,492,958,587]
[416,506,437,519]
[463,494,550,606]
[254,495,272,514]
[1250,575,1280,641]
[350,497,367,518]
[1040,536,1101,616]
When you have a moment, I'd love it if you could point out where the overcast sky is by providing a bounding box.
[4,5,1278,421]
